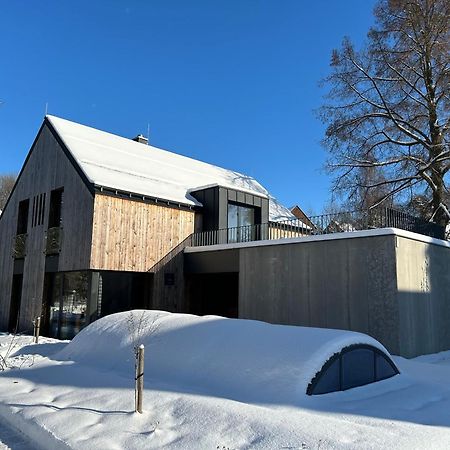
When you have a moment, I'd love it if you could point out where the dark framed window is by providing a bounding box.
[8,274,23,332]
[16,199,29,235]
[48,188,64,228]
[227,202,256,243]
[47,271,88,340]
[306,344,399,395]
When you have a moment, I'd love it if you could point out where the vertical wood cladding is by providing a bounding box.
[0,124,94,330]
[90,195,195,272]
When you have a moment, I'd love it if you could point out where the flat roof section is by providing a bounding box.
[184,227,450,254]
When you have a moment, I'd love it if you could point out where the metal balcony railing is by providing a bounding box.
[189,207,445,248]
[12,233,27,259]
[45,226,63,255]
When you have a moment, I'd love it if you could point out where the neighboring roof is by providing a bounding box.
[58,310,390,401]
[290,205,315,229]
[46,115,295,222]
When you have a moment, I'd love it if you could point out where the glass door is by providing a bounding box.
[227,203,255,243]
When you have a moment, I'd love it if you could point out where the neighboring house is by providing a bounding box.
[324,219,356,234]
[290,205,315,230]
[0,115,297,338]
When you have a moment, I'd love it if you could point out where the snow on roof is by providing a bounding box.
[46,115,295,222]
[57,310,389,401]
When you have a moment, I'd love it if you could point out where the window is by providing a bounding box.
[8,274,23,332]
[48,271,88,340]
[311,356,341,395]
[307,344,399,395]
[16,199,29,235]
[48,188,63,228]
[227,203,255,243]
[342,348,375,390]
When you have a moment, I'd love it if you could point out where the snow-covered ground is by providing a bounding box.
[1,312,450,449]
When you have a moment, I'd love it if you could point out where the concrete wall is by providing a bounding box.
[395,236,450,357]
[238,235,401,354]
[185,229,450,358]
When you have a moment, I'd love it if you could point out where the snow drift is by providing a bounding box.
[56,310,393,403]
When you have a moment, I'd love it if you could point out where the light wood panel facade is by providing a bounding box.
[90,194,195,272]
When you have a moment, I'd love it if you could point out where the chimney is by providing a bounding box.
[132,134,148,145]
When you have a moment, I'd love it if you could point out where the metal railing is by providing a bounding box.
[148,234,194,273]
[45,227,63,255]
[189,207,445,248]
[12,233,27,259]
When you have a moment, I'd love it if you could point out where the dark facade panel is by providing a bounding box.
[190,186,269,233]
[13,259,25,275]
[184,249,239,274]
[190,186,220,231]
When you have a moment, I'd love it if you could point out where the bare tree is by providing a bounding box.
[0,174,16,211]
[320,0,450,226]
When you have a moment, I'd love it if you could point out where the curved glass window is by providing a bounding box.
[307,344,399,395]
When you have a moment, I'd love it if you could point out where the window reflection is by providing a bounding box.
[48,272,88,340]
[227,203,255,243]
[307,344,399,395]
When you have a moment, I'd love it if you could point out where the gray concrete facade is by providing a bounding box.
[185,229,450,358]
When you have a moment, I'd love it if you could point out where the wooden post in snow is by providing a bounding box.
[135,344,145,413]
[33,316,41,344]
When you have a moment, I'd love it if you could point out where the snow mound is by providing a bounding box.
[56,311,391,403]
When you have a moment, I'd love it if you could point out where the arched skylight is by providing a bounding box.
[307,344,399,395]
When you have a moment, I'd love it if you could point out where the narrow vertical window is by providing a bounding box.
[33,195,39,227]
[16,199,29,235]
[48,188,63,228]
[40,193,46,225]
[31,197,36,227]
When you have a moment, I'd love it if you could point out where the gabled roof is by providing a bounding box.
[47,115,295,222]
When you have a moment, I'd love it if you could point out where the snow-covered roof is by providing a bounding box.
[57,310,390,401]
[46,115,295,222]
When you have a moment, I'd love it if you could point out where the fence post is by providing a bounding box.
[33,316,41,344]
[135,344,145,414]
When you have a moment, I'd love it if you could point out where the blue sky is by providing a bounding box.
[0,0,376,213]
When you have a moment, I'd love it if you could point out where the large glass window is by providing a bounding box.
[227,203,255,243]
[311,357,341,395]
[48,272,88,340]
[307,344,399,395]
[342,348,375,390]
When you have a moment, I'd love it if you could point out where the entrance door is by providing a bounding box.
[187,273,239,318]
[8,274,23,333]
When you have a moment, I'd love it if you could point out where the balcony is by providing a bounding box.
[12,234,27,259]
[189,207,446,248]
[45,227,63,255]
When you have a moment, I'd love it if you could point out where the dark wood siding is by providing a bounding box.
[0,124,94,330]
[190,186,269,231]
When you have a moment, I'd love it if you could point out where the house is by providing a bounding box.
[0,115,298,339]
[2,115,450,359]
